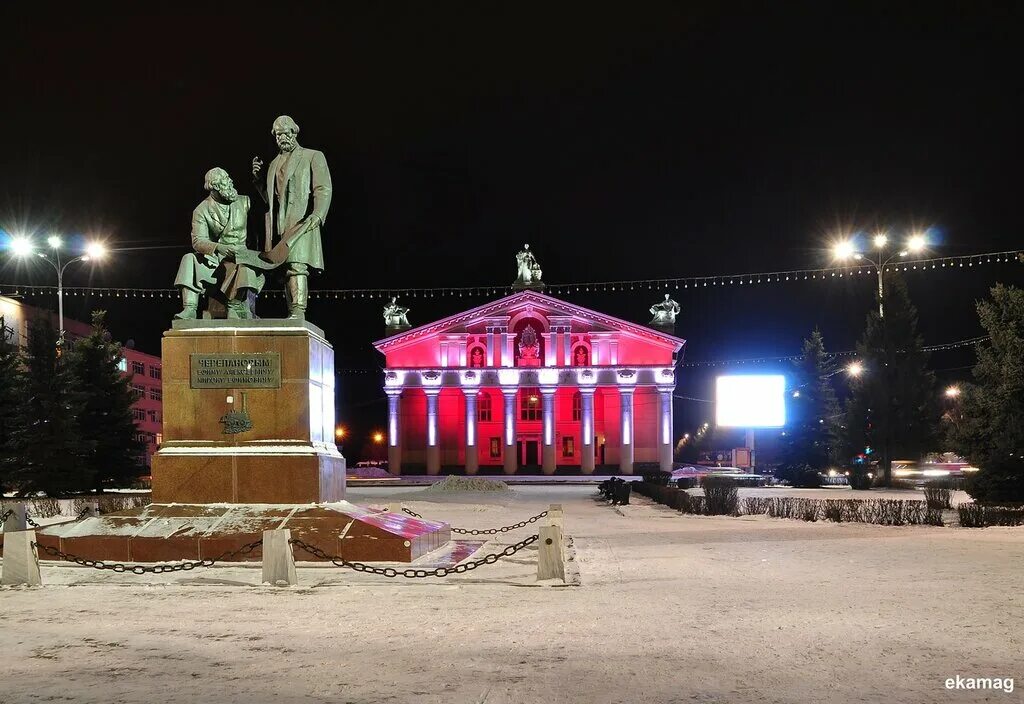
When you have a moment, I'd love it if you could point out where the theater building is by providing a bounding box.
[373,290,685,475]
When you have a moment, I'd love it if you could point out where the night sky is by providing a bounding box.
[2,3,1022,460]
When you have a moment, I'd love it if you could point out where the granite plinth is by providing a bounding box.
[152,321,345,504]
[12,503,451,564]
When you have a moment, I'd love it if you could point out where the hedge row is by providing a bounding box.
[633,482,944,526]
[957,503,1024,527]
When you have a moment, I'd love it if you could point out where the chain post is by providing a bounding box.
[2,503,27,532]
[1,529,41,586]
[262,529,298,587]
[537,525,565,582]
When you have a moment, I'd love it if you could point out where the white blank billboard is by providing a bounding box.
[715,374,786,428]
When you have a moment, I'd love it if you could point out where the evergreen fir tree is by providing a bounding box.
[843,274,939,485]
[0,315,23,493]
[8,319,89,495]
[69,311,144,491]
[775,329,841,487]
[950,285,1024,502]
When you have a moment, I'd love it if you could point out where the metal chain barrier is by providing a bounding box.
[25,514,40,528]
[401,507,549,535]
[32,540,263,574]
[290,535,538,578]
[0,508,13,524]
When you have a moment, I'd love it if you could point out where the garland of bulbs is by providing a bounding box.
[1,249,1020,301]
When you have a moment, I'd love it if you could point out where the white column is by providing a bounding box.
[541,387,557,475]
[425,389,441,475]
[464,390,479,475]
[502,333,514,367]
[610,340,619,365]
[386,389,402,476]
[658,387,674,472]
[487,330,496,366]
[562,330,571,366]
[580,389,596,474]
[543,333,556,366]
[619,387,635,474]
[502,387,518,474]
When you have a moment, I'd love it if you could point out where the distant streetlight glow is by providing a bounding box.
[335,426,347,440]
[945,386,961,398]
[826,229,938,319]
[847,362,864,377]
[372,431,385,444]
[4,234,108,341]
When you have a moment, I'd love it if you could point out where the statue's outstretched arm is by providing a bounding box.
[251,157,269,206]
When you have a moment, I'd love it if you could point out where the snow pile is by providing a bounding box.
[421,475,513,493]
[346,465,393,478]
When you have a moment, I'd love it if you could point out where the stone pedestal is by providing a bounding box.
[152,320,346,504]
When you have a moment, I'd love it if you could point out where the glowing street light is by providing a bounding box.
[846,362,864,377]
[11,237,35,258]
[372,431,385,444]
[335,426,347,440]
[945,385,961,398]
[832,240,858,260]
[6,235,109,341]
[829,230,935,318]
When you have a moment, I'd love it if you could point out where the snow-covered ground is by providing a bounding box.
[1,485,1021,703]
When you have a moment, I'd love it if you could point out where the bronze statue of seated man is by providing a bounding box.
[173,168,266,320]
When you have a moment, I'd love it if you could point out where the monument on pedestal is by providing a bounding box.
[25,116,451,565]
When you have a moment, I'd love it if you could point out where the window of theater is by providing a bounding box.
[477,393,492,422]
[572,346,589,366]
[520,388,541,421]
[572,392,582,421]
[489,437,501,458]
[131,360,145,376]
[562,436,575,457]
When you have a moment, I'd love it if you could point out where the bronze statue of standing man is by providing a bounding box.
[252,115,332,320]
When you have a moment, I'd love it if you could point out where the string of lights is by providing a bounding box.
[1,249,1020,301]
[678,335,989,368]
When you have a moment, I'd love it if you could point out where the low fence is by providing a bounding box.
[0,503,574,587]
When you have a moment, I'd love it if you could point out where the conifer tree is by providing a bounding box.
[843,274,938,485]
[69,311,144,491]
[775,329,841,486]
[0,315,23,493]
[8,319,89,495]
[950,285,1024,502]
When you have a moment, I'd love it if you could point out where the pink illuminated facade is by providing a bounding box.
[373,291,685,474]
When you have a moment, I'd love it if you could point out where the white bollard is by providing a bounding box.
[3,503,28,532]
[548,503,564,529]
[1,530,42,586]
[261,529,298,587]
[537,525,565,582]
[89,500,100,518]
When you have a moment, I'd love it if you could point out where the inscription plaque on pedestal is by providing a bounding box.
[152,320,346,504]
[190,353,282,388]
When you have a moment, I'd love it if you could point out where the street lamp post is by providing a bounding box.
[8,236,107,342]
[832,232,927,318]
